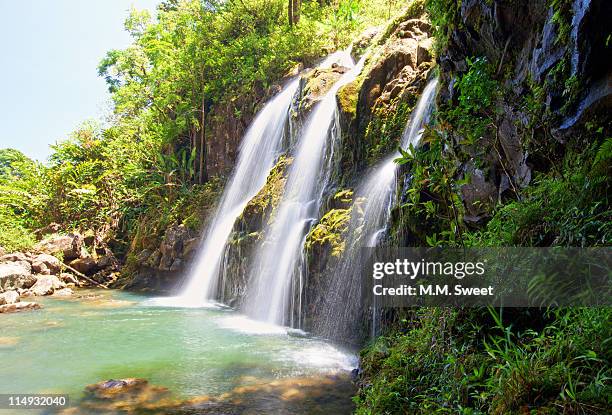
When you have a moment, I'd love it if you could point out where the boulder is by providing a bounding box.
[52,288,73,297]
[69,257,98,275]
[181,238,199,259]
[59,272,79,285]
[159,225,193,271]
[0,252,30,263]
[0,301,41,313]
[35,233,84,261]
[0,261,36,291]
[30,275,65,296]
[31,253,62,275]
[0,290,19,305]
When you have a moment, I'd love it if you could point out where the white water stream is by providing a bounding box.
[245,52,366,326]
[313,78,438,342]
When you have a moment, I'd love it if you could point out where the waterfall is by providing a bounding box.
[313,78,438,342]
[155,79,300,307]
[149,51,359,308]
[245,52,366,326]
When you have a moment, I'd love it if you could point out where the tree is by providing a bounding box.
[288,0,300,26]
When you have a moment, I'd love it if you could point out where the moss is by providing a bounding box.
[337,79,361,120]
[333,188,354,207]
[300,68,343,111]
[365,101,414,162]
[305,190,354,257]
[306,207,352,257]
[240,156,293,224]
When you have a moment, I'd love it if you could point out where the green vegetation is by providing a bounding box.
[356,307,611,414]
[355,1,611,412]
[366,101,415,161]
[0,0,405,257]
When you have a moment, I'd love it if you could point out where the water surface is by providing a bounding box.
[0,290,356,413]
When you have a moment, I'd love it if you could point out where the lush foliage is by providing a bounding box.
[0,0,403,255]
[356,307,611,414]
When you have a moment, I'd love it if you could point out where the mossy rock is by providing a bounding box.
[239,156,293,231]
[337,79,361,120]
[306,208,351,257]
[300,66,348,112]
[306,188,355,258]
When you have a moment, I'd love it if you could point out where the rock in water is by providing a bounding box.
[0,301,41,313]
[30,275,65,296]
[52,288,73,297]
[0,290,20,305]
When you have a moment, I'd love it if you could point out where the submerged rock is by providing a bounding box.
[52,288,74,297]
[0,301,41,313]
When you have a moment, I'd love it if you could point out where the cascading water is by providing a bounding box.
[151,52,359,308]
[155,79,300,307]
[313,78,438,342]
[246,52,366,326]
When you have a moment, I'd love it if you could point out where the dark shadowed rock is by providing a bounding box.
[69,257,98,275]
[460,167,498,222]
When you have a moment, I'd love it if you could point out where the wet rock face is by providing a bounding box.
[440,0,611,129]
[358,18,434,129]
[435,0,610,219]
[220,156,293,306]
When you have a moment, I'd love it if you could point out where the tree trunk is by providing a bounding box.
[288,0,300,26]
[199,97,208,184]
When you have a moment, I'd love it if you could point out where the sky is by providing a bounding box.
[0,0,160,162]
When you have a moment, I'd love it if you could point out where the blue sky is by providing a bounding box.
[0,0,160,162]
